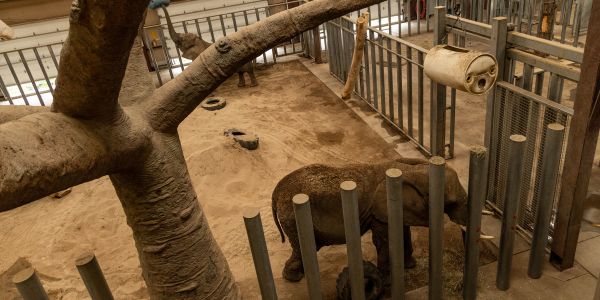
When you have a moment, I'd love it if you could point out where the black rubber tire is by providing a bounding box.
[336,261,384,300]
[201,97,227,111]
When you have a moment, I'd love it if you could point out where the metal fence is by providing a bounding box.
[487,81,572,237]
[445,0,589,47]
[142,3,306,86]
[325,16,455,157]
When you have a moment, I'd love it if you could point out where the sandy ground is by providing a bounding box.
[0,60,493,299]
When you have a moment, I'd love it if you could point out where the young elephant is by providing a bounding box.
[271,157,467,282]
[161,6,258,87]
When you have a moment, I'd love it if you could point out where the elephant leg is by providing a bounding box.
[404,226,417,269]
[248,69,259,87]
[371,220,391,278]
[283,237,304,282]
[237,72,246,87]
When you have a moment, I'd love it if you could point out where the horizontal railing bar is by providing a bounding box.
[447,15,493,37]
[496,81,574,115]
[366,39,424,67]
[506,48,580,82]
[446,15,584,64]
[507,31,584,63]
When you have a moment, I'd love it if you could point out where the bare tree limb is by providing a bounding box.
[144,0,385,131]
[0,105,49,124]
[0,111,148,212]
[51,0,149,120]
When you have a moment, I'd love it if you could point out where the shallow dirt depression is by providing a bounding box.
[0,60,493,299]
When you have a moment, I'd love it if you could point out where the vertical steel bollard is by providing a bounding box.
[293,194,323,300]
[386,169,405,299]
[243,210,278,300]
[429,156,446,300]
[463,146,488,300]
[496,134,527,290]
[340,181,366,300]
[528,124,566,278]
[76,253,115,300]
[12,268,49,300]
[594,272,600,300]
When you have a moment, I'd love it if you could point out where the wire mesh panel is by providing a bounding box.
[487,81,572,237]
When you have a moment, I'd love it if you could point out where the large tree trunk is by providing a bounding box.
[110,133,239,299]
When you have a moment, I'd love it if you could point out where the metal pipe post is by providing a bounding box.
[429,157,446,300]
[496,134,527,290]
[432,7,447,157]
[386,169,405,299]
[293,194,323,300]
[595,272,600,300]
[13,268,49,300]
[463,146,488,300]
[340,181,365,300]
[243,210,278,300]
[75,253,115,300]
[528,124,566,278]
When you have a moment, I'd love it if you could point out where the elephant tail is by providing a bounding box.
[272,198,286,243]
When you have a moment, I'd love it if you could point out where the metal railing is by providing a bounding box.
[445,11,581,241]
[325,16,455,158]
[445,0,588,47]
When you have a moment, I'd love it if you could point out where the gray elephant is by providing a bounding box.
[271,157,467,282]
[161,6,258,87]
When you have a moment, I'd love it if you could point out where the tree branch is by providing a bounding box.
[0,110,148,212]
[144,0,384,131]
[51,0,149,120]
[0,105,49,124]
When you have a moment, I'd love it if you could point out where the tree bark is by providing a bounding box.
[110,133,239,299]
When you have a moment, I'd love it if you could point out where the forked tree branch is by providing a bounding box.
[0,111,148,212]
[51,0,149,120]
[144,0,385,131]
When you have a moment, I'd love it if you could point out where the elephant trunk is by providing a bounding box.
[161,5,181,47]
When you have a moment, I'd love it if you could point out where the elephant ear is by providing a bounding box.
[444,166,467,204]
[372,181,388,223]
[401,165,430,200]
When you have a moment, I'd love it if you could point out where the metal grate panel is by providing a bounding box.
[487,82,572,238]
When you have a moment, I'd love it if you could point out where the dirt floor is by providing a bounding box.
[0,60,497,299]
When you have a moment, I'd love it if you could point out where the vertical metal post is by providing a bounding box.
[595,272,600,300]
[432,7,447,157]
[485,17,508,198]
[418,51,424,144]
[387,169,405,299]
[293,194,323,300]
[243,210,278,300]
[76,253,115,300]
[340,181,366,300]
[407,46,414,136]
[13,268,49,300]
[463,146,488,300]
[429,157,446,300]
[496,134,527,291]
[528,124,566,278]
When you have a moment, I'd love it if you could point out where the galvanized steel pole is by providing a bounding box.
[12,268,49,300]
[463,146,488,300]
[594,272,600,300]
[496,134,527,290]
[293,194,323,300]
[528,124,566,278]
[340,181,366,300]
[386,168,405,299]
[243,209,278,300]
[75,253,115,300]
[429,156,446,300]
